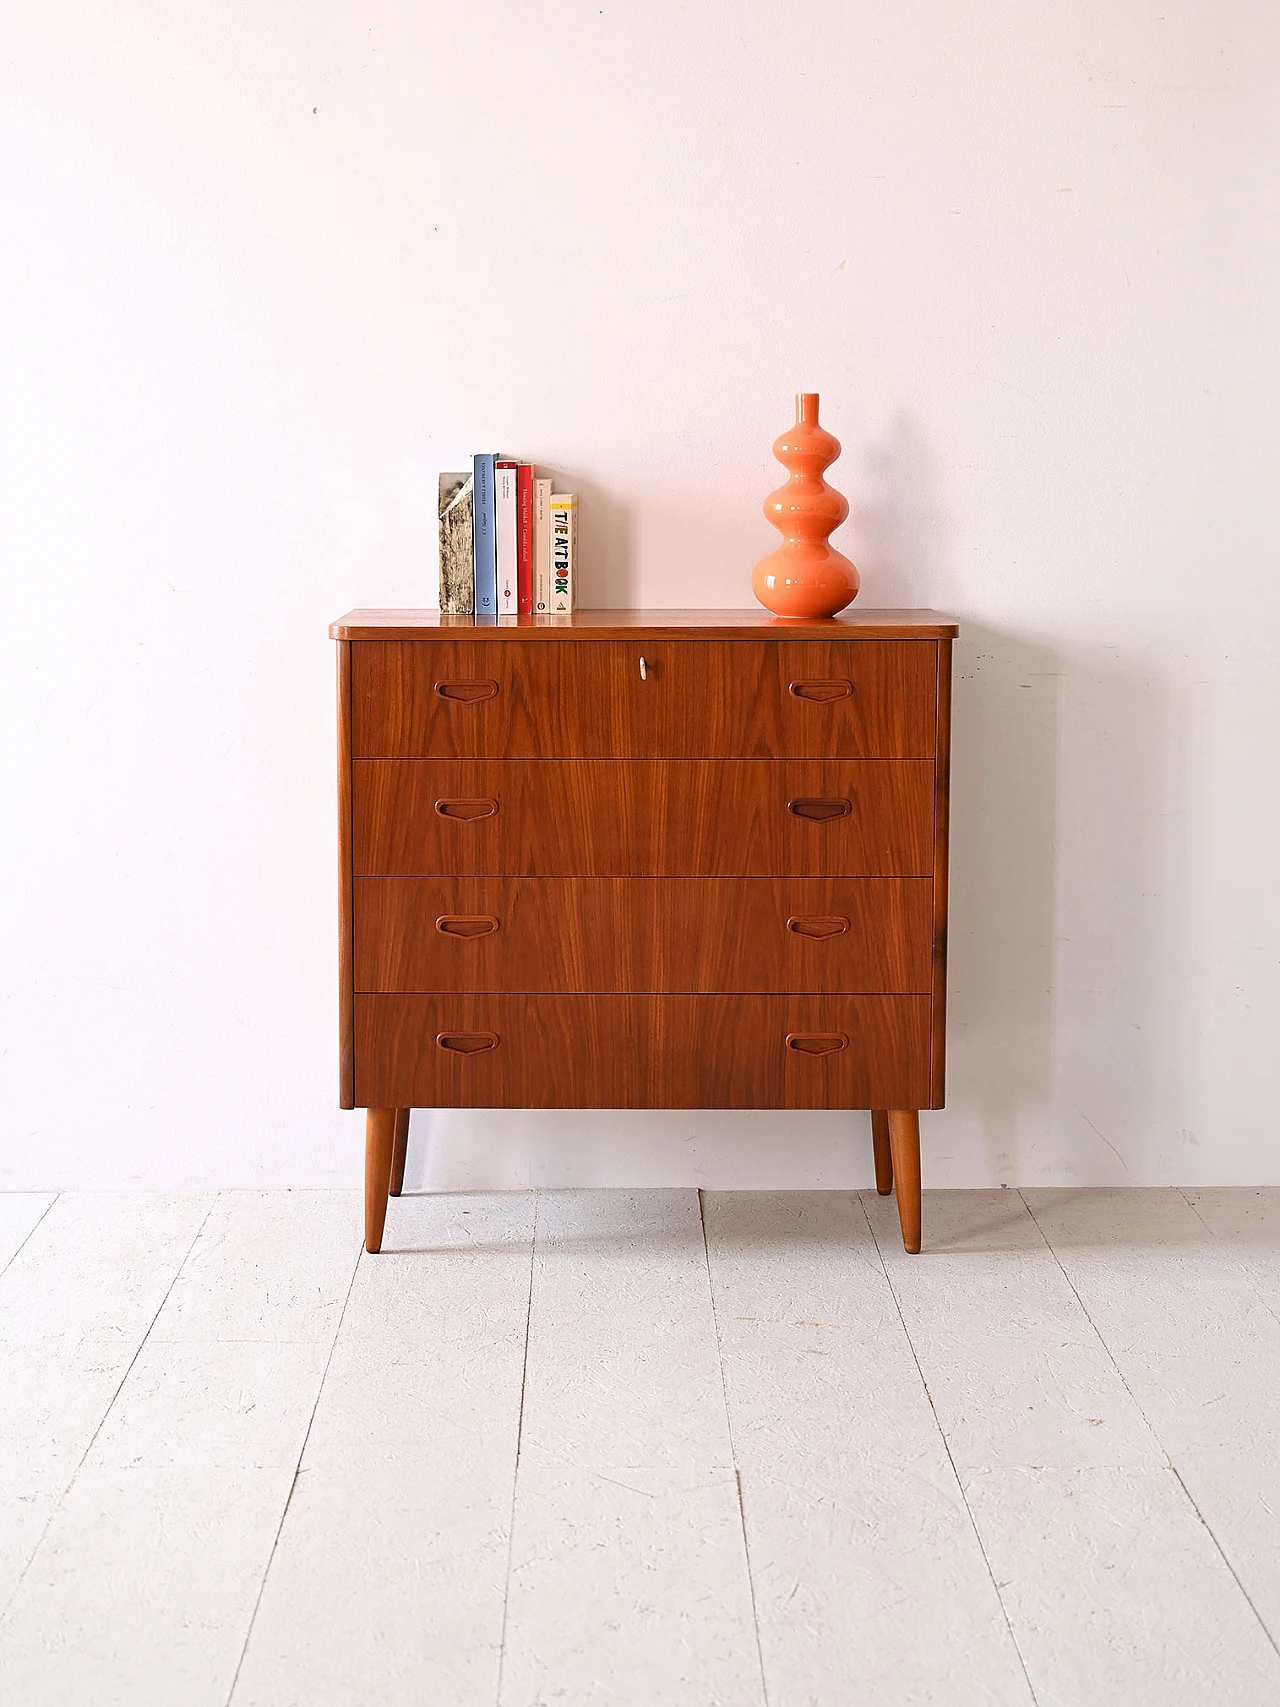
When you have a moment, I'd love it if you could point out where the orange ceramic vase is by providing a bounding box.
[751,392,859,617]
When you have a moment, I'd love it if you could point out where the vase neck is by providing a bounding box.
[796,392,820,425]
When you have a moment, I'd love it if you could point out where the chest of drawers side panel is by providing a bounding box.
[337,640,355,1107]
[931,638,952,1108]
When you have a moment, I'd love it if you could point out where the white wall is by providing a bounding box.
[2,2,1277,1191]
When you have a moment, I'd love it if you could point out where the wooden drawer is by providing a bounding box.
[351,639,937,760]
[354,876,933,994]
[354,993,933,1109]
[352,760,934,877]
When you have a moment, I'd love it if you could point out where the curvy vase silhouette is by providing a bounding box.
[751,392,859,617]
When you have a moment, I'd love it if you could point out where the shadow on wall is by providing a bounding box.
[945,626,1060,1177]
[945,635,1192,1184]
[1045,645,1199,1181]
[854,413,1056,1175]
[853,408,1188,1183]
[853,410,952,609]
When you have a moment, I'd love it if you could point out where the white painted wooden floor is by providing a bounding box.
[3,1187,1280,1705]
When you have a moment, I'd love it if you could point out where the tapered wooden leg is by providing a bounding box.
[389,1108,410,1197]
[364,1107,396,1254]
[887,1110,922,1254]
[870,1110,894,1195]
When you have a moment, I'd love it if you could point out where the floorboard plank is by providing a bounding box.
[0,1192,212,1610]
[504,1452,756,1707]
[0,1191,358,1706]
[1182,1187,1280,1320]
[232,1191,536,1707]
[1026,1187,1280,1669]
[516,1188,733,1468]
[149,1188,361,1345]
[704,1190,1032,1707]
[500,1189,763,1707]
[8,1186,1280,1704]
[0,1194,56,1276]
[967,1465,1280,1705]
[866,1188,1157,1471]
[0,1467,296,1707]
[1024,1188,1280,1456]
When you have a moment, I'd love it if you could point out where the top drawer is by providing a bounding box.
[351,639,937,760]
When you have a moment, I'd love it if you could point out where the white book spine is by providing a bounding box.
[533,478,553,613]
[495,464,518,613]
[549,494,577,613]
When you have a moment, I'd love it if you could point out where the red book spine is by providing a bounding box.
[517,464,534,614]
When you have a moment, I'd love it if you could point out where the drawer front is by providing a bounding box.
[354,877,932,994]
[353,760,934,877]
[354,994,932,1109]
[351,639,937,760]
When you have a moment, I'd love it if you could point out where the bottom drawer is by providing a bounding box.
[354,994,932,1110]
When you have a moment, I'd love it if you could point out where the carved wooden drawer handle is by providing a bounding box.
[786,1033,849,1056]
[787,916,851,939]
[789,679,853,702]
[436,1032,499,1054]
[435,679,499,702]
[787,798,851,822]
[436,915,500,938]
[435,798,498,820]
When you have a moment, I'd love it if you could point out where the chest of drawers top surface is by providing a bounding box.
[330,608,958,640]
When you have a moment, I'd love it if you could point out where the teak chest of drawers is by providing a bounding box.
[331,607,957,1255]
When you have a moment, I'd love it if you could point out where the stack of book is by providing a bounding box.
[439,457,578,616]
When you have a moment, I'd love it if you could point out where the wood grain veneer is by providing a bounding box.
[354,994,932,1110]
[353,877,932,995]
[352,759,934,878]
[352,638,936,760]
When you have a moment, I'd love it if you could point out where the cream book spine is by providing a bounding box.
[495,461,518,613]
[533,478,553,613]
[549,494,577,613]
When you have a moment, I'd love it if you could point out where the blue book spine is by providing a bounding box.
[472,453,497,614]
